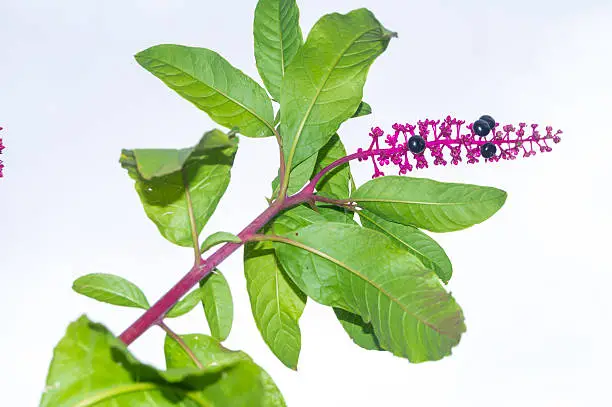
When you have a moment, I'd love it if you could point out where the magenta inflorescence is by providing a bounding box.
[0,127,4,178]
[359,116,562,178]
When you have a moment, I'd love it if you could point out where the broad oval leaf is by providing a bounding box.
[165,334,286,407]
[280,9,395,172]
[121,130,238,247]
[273,223,466,363]
[72,273,149,309]
[136,44,274,138]
[40,316,243,407]
[333,307,383,351]
[352,176,507,232]
[200,270,233,341]
[359,209,453,283]
[200,231,242,253]
[165,287,205,318]
[254,0,303,101]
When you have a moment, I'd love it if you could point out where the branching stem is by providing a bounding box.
[119,144,391,345]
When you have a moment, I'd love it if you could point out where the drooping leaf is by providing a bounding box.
[312,134,350,199]
[200,231,242,253]
[273,223,466,363]
[120,130,238,247]
[136,44,274,138]
[200,270,233,341]
[243,204,337,369]
[351,101,372,118]
[166,287,205,318]
[40,316,242,407]
[333,307,383,351]
[72,273,149,309]
[280,9,395,173]
[254,0,303,101]
[359,209,453,283]
[244,238,306,370]
[120,129,236,180]
[352,176,507,232]
[165,334,286,407]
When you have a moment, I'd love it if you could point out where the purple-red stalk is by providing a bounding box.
[120,190,314,344]
[119,115,562,345]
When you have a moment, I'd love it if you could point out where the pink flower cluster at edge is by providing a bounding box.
[359,116,562,178]
[0,127,4,178]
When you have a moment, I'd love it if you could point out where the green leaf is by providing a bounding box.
[317,204,354,223]
[333,307,383,351]
[72,273,149,309]
[273,223,466,363]
[136,44,274,138]
[280,9,395,173]
[359,209,453,283]
[244,239,306,370]
[120,130,238,247]
[166,287,205,318]
[200,231,242,252]
[243,204,334,369]
[254,0,303,101]
[120,129,237,180]
[352,176,508,232]
[351,101,372,118]
[40,316,242,407]
[312,134,350,199]
[200,270,233,341]
[271,153,318,196]
[165,334,286,407]
[164,333,250,371]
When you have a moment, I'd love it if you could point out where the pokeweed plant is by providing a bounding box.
[40,0,562,406]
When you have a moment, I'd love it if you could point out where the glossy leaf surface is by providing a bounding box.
[72,273,149,310]
[352,176,507,232]
[274,223,466,362]
[136,45,274,138]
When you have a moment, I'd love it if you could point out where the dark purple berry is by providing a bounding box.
[408,135,426,154]
[480,142,497,159]
[473,119,491,137]
[479,115,495,130]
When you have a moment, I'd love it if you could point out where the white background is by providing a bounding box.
[1,0,611,405]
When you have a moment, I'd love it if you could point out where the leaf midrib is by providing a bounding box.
[77,285,147,309]
[285,26,380,171]
[141,55,275,134]
[351,196,502,206]
[71,382,211,407]
[272,237,457,338]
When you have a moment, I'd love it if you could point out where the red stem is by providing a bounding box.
[118,147,385,345]
[119,191,313,344]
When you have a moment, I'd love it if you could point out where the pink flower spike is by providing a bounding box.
[0,127,4,178]
[357,115,561,178]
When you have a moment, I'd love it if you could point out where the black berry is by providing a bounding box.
[480,142,497,159]
[473,119,491,137]
[408,135,426,154]
[479,115,495,130]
